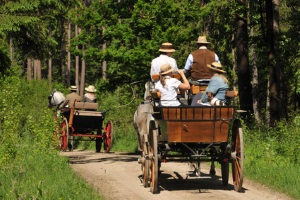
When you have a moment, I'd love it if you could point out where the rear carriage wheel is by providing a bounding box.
[149,121,159,194]
[142,141,150,188]
[103,121,113,153]
[60,118,69,151]
[231,119,244,192]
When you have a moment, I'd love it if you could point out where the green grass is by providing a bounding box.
[0,149,102,200]
[244,125,300,200]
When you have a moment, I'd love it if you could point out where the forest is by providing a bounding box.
[0,0,299,126]
[0,0,300,199]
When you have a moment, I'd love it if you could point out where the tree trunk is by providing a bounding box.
[10,37,14,64]
[102,26,107,80]
[34,59,41,80]
[48,29,52,84]
[80,45,86,97]
[273,0,287,120]
[66,20,71,87]
[236,15,253,114]
[250,0,261,124]
[27,58,32,80]
[75,24,80,89]
[231,33,238,106]
[266,0,280,125]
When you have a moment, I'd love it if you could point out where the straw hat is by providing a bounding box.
[159,43,175,52]
[159,64,173,75]
[207,62,226,73]
[70,85,78,91]
[85,85,96,93]
[196,36,210,44]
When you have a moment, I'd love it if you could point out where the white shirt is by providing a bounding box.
[150,54,178,78]
[155,76,181,106]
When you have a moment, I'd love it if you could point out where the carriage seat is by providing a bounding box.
[68,101,98,111]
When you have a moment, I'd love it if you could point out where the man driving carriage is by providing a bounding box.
[184,35,221,86]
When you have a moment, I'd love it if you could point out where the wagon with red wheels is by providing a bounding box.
[136,88,244,194]
[58,101,113,152]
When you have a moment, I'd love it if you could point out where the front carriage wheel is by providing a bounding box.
[104,121,113,153]
[231,119,244,192]
[142,141,150,188]
[149,121,159,194]
[59,118,69,151]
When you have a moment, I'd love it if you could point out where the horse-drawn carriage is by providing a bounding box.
[48,90,113,152]
[135,76,244,194]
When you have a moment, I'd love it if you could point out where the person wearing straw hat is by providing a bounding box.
[184,35,221,85]
[191,62,228,106]
[84,85,97,103]
[65,85,82,102]
[150,42,178,80]
[154,64,190,106]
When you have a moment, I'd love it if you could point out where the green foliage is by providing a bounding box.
[244,120,300,199]
[0,71,102,199]
[97,85,141,152]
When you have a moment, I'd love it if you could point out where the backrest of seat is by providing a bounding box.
[191,85,207,94]
[151,73,181,82]
[69,102,98,111]
[84,102,98,111]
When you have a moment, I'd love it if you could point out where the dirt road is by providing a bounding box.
[61,150,293,200]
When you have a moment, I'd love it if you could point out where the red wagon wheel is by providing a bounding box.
[59,117,69,151]
[231,119,244,192]
[149,121,159,194]
[103,121,113,153]
[142,141,150,188]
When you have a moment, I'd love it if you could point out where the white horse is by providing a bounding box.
[133,81,154,151]
[48,89,66,109]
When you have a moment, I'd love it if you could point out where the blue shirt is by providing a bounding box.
[201,75,228,103]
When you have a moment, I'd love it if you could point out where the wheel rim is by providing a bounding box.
[149,122,158,194]
[231,119,244,192]
[104,121,113,153]
[142,142,150,188]
[60,118,69,151]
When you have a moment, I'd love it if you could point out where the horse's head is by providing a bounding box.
[48,89,65,108]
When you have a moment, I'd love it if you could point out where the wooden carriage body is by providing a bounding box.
[156,106,235,143]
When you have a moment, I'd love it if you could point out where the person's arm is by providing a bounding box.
[184,54,193,77]
[177,70,190,90]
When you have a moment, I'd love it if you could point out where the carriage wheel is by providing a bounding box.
[231,119,244,192]
[221,159,229,186]
[142,141,150,188]
[104,121,113,153]
[149,121,159,194]
[59,118,69,151]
